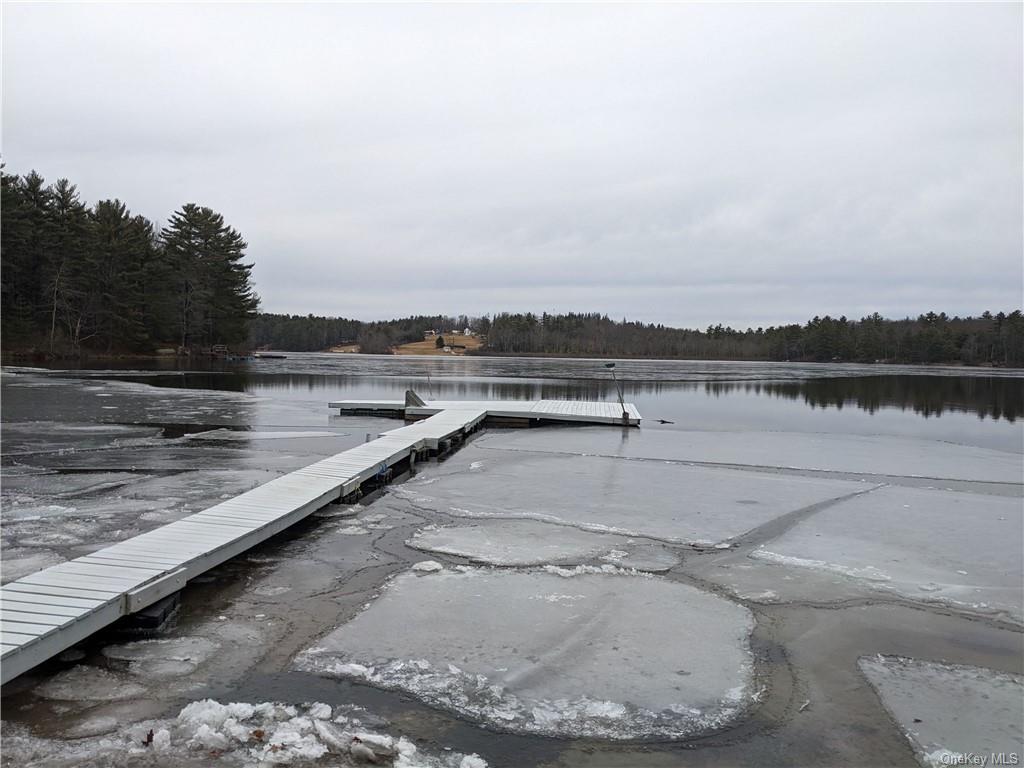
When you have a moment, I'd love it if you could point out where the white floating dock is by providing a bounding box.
[330,398,642,427]
[0,398,639,684]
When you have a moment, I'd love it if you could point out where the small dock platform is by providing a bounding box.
[0,398,639,684]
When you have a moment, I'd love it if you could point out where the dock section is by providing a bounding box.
[330,398,642,427]
[0,398,639,684]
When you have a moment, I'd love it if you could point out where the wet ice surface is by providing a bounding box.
[184,429,341,441]
[408,520,629,566]
[0,547,66,581]
[102,637,221,679]
[1,422,163,457]
[394,448,864,546]
[752,486,1024,622]
[600,544,680,572]
[35,666,149,702]
[859,656,1024,766]
[2,698,489,768]
[298,566,755,739]
[0,373,258,428]
[408,520,682,573]
[482,428,1022,483]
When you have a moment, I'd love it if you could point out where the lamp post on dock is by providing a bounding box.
[604,362,628,422]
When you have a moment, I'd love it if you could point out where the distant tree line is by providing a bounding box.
[1,169,259,355]
[250,309,1022,367]
[484,311,1024,367]
[251,313,486,353]
[249,313,362,352]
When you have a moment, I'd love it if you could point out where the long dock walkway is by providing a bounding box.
[0,398,640,684]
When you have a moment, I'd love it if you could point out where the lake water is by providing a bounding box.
[1,355,1021,768]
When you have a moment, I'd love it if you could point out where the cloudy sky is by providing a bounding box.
[3,2,1021,328]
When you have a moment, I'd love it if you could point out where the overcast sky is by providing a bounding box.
[3,3,1021,328]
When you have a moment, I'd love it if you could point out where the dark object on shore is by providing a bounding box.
[254,352,287,359]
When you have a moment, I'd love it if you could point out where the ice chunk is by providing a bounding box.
[189,723,230,750]
[253,584,293,597]
[859,656,1023,765]
[36,666,147,702]
[64,716,119,738]
[298,568,755,738]
[752,486,1024,621]
[151,728,171,752]
[600,543,680,572]
[102,636,219,678]
[408,519,626,566]
[411,560,444,572]
[307,702,332,719]
[178,699,256,729]
[337,524,371,535]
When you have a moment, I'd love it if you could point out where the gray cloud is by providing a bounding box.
[3,2,1020,328]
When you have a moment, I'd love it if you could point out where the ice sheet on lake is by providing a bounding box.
[0,422,163,456]
[298,567,755,739]
[482,428,1023,483]
[393,449,863,545]
[1,698,488,768]
[1,471,145,501]
[1,373,258,429]
[859,655,1023,766]
[186,429,341,441]
[751,486,1024,622]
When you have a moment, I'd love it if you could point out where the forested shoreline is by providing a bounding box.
[1,170,258,355]
[3,170,1021,367]
[253,310,1024,367]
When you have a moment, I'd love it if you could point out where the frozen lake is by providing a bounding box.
[1,356,1021,767]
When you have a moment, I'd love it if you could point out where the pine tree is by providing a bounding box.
[89,200,166,351]
[1,170,40,342]
[161,204,259,350]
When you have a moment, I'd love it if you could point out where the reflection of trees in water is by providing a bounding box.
[703,377,1020,422]
[218,374,665,401]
